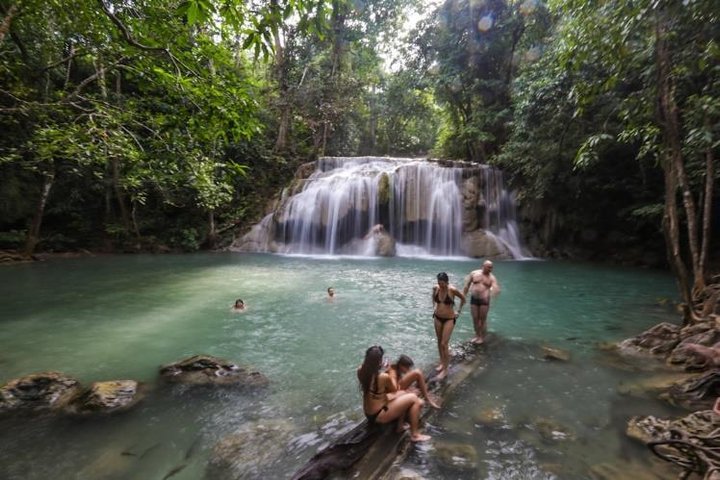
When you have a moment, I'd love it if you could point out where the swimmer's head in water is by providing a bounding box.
[396,354,414,374]
[358,345,385,394]
[437,272,449,285]
[327,287,335,296]
[234,299,244,308]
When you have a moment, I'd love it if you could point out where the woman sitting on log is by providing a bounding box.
[357,346,431,442]
[387,355,441,409]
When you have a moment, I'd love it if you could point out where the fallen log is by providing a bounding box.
[290,338,493,480]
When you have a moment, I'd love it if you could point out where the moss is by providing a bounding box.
[378,173,390,205]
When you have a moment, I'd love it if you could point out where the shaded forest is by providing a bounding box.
[1,1,718,294]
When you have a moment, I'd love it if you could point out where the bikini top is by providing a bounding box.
[434,289,454,305]
[369,374,387,399]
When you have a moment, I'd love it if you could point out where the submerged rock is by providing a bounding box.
[616,373,697,399]
[389,468,428,480]
[159,355,268,387]
[588,460,675,480]
[472,406,506,428]
[531,417,576,443]
[67,380,143,414]
[433,441,478,471]
[541,346,570,362]
[0,371,81,413]
[206,420,294,480]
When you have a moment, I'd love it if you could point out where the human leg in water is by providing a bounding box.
[434,317,444,372]
[471,303,489,344]
[435,318,455,380]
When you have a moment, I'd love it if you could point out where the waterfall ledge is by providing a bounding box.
[231,157,528,259]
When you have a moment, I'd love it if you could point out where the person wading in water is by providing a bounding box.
[432,272,465,380]
[463,260,500,344]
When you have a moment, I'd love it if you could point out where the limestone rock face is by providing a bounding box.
[461,230,509,259]
[206,420,294,480]
[462,177,480,232]
[159,355,268,388]
[295,161,316,180]
[67,380,142,414]
[0,371,81,413]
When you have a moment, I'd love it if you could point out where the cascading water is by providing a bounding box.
[236,157,528,258]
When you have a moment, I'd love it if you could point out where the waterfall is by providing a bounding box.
[236,157,528,258]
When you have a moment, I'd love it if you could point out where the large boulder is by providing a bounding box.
[0,371,81,413]
[66,380,143,415]
[206,420,294,480]
[667,322,720,369]
[461,230,510,259]
[626,410,716,445]
[159,355,268,388]
[376,232,396,257]
[616,322,682,357]
[659,370,720,411]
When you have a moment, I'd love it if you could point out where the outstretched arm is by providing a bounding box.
[490,274,501,297]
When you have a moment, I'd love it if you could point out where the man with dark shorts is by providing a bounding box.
[463,260,500,344]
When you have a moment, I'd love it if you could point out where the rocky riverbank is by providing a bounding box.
[604,285,720,479]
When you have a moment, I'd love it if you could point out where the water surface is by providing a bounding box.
[0,254,681,479]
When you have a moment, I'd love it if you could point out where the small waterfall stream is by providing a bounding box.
[237,157,528,258]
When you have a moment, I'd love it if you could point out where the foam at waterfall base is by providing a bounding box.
[394,243,473,260]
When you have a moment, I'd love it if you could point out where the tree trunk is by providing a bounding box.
[24,165,55,256]
[0,3,18,44]
[319,0,346,156]
[111,157,132,234]
[656,16,703,294]
[662,159,693,313]
[207,210,217,249]
[272,0,290,152]
[699,124,715,282]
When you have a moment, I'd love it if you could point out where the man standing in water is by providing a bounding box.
[463,260,500,344]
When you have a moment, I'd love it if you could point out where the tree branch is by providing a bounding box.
[96,0,166,52]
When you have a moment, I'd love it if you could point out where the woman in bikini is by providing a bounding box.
[357,345,431,442]
[387,355,441,409]
[433,272,466,380]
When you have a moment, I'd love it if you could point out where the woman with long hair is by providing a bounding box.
[357,345,431,442]
[432,272,465,380]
